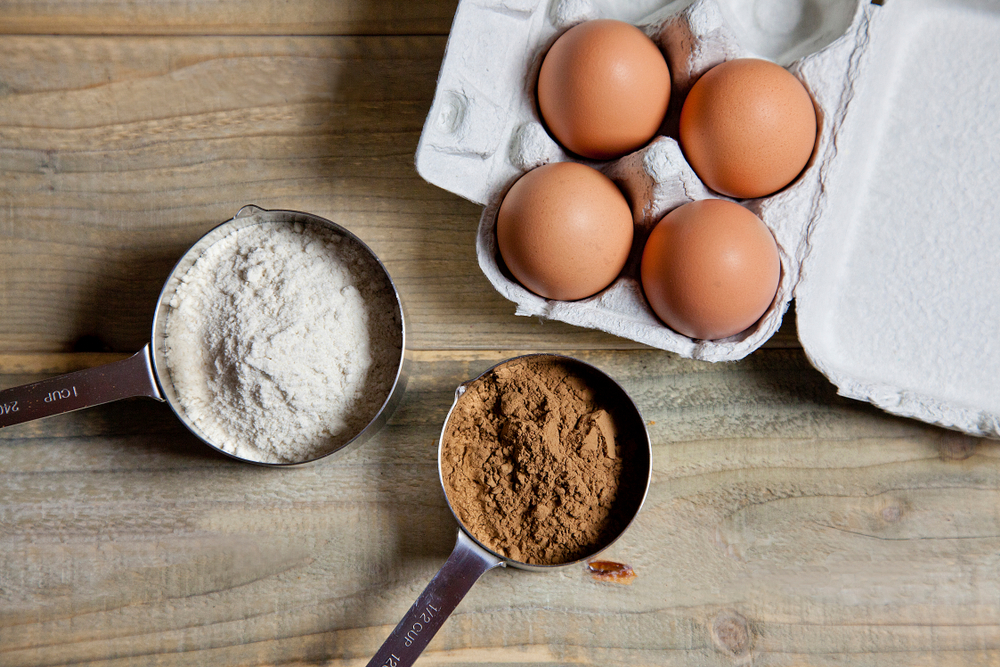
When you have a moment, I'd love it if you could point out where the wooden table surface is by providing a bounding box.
[1,2,997,665]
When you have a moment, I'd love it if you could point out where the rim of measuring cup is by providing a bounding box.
[436,353,652,572]
[149,205,408,467]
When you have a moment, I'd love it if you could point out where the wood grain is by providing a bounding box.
[1,349,994,666]
[1,3,993,665]
[0,0,461,36]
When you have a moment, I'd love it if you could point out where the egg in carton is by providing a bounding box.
[415,0,1000,438]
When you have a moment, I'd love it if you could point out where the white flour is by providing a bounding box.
[163,221,402,463]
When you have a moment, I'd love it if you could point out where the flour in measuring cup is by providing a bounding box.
[163,221,402,463]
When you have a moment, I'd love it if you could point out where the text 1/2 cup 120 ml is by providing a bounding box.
[366,354,651,667]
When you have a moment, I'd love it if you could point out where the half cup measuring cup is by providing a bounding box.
[0,206,407,466]
[366,354,651,667]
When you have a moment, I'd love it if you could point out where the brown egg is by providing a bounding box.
[679,58,817,199]
[537,19,671,160]
[640,199,779,340]
[497,162,633,301]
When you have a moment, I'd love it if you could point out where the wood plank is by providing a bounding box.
[0,3,992,665]
[0,348,993,665]
[0,35,801,355]
[0,0,460,36]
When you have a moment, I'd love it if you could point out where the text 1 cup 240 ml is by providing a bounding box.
[0,206,407,466]
[366,354,651,667]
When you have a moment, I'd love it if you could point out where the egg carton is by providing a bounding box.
[414,0,1000,438]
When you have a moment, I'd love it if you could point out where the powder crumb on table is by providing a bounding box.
[163,221,401,464]
[586,560,637,585]
[441,357,643,566]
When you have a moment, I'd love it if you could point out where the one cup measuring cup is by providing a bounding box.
[367,353,651,667]
[0,206,407,466]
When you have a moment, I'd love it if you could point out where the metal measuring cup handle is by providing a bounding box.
[0,345,163,428]
[366,530,504,667]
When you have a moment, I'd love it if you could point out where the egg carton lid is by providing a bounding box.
[414,0,1000,439]
[794,0,1000,437]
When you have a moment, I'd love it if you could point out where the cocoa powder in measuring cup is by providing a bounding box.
[440,356,645,566]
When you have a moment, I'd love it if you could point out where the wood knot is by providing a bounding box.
[712,609,751,657]
[937,431,979,461]
[880,506,902,523]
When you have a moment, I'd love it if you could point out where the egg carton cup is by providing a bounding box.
[415,0,1000,438]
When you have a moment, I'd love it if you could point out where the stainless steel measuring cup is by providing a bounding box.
[366,354,651,667]
[0,206,407,466]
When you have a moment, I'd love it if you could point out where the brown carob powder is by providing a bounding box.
[440,356,645,566]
